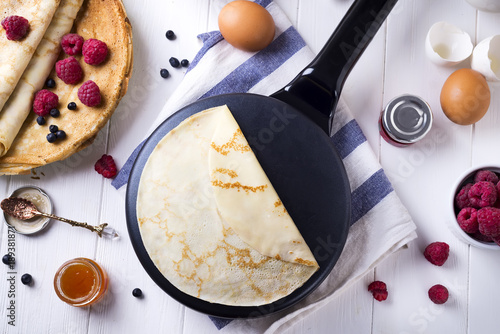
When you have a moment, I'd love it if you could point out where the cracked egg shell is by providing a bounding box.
[425,22,473,66]
[471,35,500,82]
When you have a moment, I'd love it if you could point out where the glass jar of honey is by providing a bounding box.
[54,258,108,307]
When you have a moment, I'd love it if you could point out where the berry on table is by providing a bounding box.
[78,80,101,107]
[94,154,118,178]
[36,116,46,126]
[21,273,32,285]
[1,16,30,41]
[428,284,448,304]
[56,130,66,140]
[82,38,108,65]
[56,57,83,84]
[368,280,388,302]
[61,33,84,55]
[165,30,175,40]
[50,108,60,118]
[2,254,14,265]
[67,102,77,110]
[423,242,449,266]
[181,59,189,67]
[46,133,57,143]
[160,68,169,78]
[45,78,56,89]
[132,288,143,298]
[33,90,59,117]
[169,57,180,68]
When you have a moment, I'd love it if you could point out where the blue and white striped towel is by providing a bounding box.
[113,0,417,332]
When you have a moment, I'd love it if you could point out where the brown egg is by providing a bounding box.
[218,0,275,52]
[440,68,491,125]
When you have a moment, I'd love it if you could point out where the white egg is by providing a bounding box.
[471,35,500,82]
[466,0,500,12]
[425,22,473,66]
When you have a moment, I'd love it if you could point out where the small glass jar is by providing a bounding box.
[54,258,108,307]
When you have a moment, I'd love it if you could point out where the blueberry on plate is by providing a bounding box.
[169,57,180,68]
[181,59,189,67]
[56,130,66,140]
[2,254,13,265]
[132,288,143,298]
[160,68,169,78]
[46,133,57,143]
[67,102,77,110]
[165,30,175,40]
[49,124,58,133]
[21,273,32,285]
[36,116,46,125]
[45,78,56,88]
[50,108,60,118]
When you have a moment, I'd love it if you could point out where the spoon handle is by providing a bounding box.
[34,211,110,237]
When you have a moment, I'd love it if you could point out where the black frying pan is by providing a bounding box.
[126,0,397,319]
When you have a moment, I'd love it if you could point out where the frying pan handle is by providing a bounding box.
[271,0,398,136]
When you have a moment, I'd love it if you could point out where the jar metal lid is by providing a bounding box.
[382,94,433,144]
[3,186,52,235]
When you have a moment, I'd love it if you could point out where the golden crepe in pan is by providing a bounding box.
[137,105,318,306]
[0,0,132,174]
[0,0,61,112]
[0,0,84,157]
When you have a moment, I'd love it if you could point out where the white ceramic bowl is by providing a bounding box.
[449,165,500,250]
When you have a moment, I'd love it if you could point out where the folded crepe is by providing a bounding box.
[137,105,319,306]
[0,0,61,113]
[0,0,84,157]
[0,0,132,174]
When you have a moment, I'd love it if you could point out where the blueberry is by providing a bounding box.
[50,108,60,118]
[45,78,55,88]
[132,288,143,297]
[56,130,66,140]
[21,273,32,285]
[169,57,180,68]
[67,102,77,110]
[49,125,58,133]
[160,68,169,78]
[165,30,175,40]
[46,133,57,143]
[180,59,189,67]
[36,116,46,125]
[2,254,13,265]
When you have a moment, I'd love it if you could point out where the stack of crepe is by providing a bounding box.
[0,0,132,175]
[137,105,319,306]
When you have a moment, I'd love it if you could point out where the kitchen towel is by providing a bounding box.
[112,0,417,333]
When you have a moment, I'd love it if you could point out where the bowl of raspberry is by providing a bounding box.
[451,165,500,250]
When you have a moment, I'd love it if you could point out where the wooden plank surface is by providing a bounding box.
[1,0,499,333]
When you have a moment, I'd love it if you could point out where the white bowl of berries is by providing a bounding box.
[450,165,500,250]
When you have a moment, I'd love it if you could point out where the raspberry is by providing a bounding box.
[474,170,499,184]
[457,207,478,233]
[1,16,29,41]
[477,207,500,237]
[55,57,83,84]
[32,90,59,117]
[61,33,84,55]
[368,281,388,302]
[423,242,449,266]
[455,183,473,210]
[468,181,497,208]
[82,38,108,65]
[78,80,101,107]
[94,154,117,178]
[428,284,448,304]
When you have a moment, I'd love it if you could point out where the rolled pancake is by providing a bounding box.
[137,105,318,306]
[0,0,61,112]
[0,0,132,174]
[0,0,84,156]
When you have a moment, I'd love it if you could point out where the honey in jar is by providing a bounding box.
[54,258,108,307]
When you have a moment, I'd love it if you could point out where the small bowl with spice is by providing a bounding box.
[449,165,500,250]
[2,186,52,235]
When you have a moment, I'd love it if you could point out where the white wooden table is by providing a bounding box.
[1,0,500,333]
